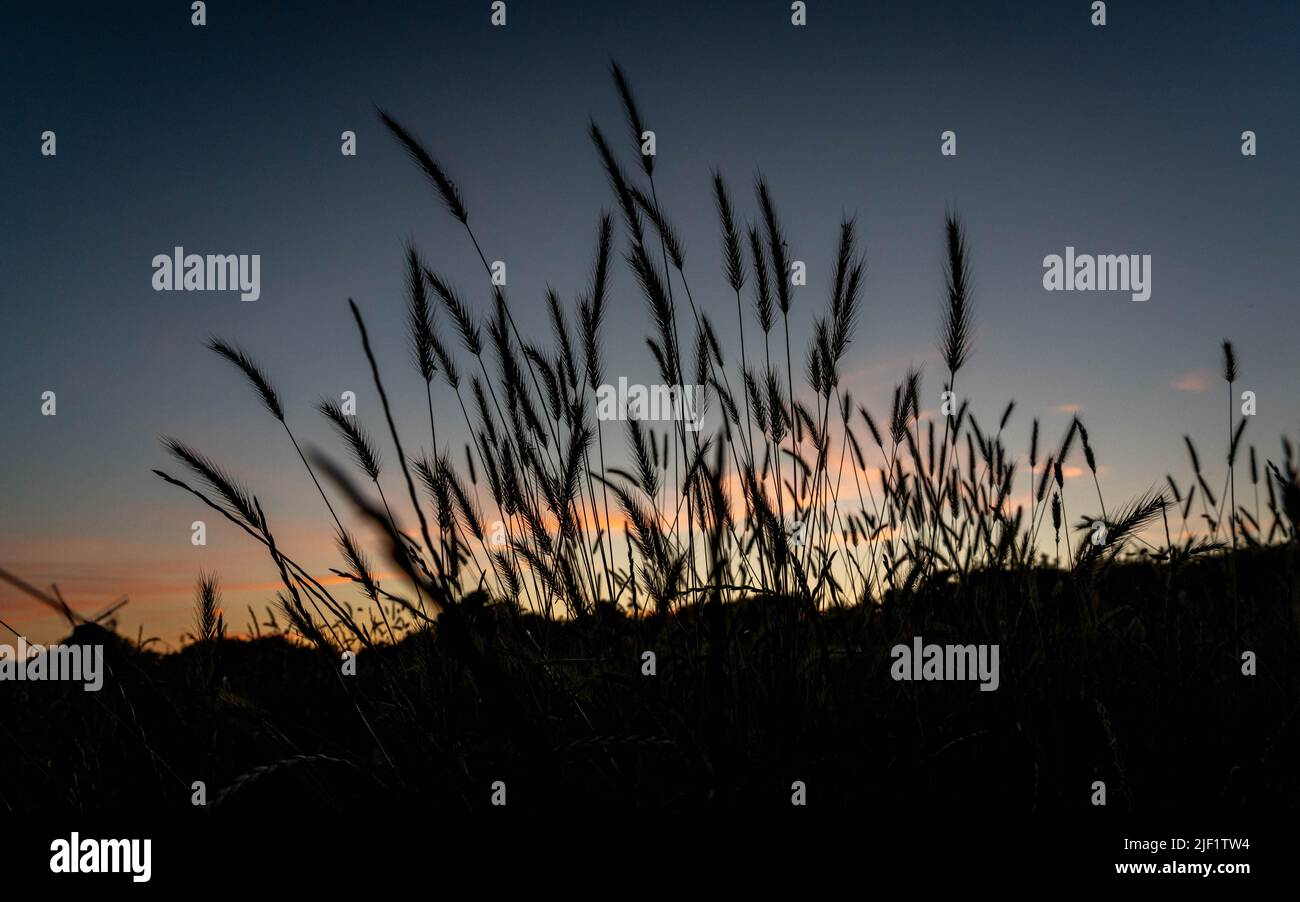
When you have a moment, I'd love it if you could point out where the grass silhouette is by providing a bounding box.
[4,63,1299,813]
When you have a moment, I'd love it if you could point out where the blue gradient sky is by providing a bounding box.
[3,0,1298,645]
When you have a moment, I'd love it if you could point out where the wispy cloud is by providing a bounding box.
[836,349,938,398]
[1172,370,1210,393]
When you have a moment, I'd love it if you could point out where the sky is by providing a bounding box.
[2,0,1298,646]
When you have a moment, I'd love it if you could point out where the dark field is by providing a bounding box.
[5,544,1298,812]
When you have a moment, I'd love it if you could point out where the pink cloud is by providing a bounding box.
[1172,370,1210,393]
[1054,403,1082,414]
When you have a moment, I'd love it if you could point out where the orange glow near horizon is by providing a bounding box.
[0,420,1200,648]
